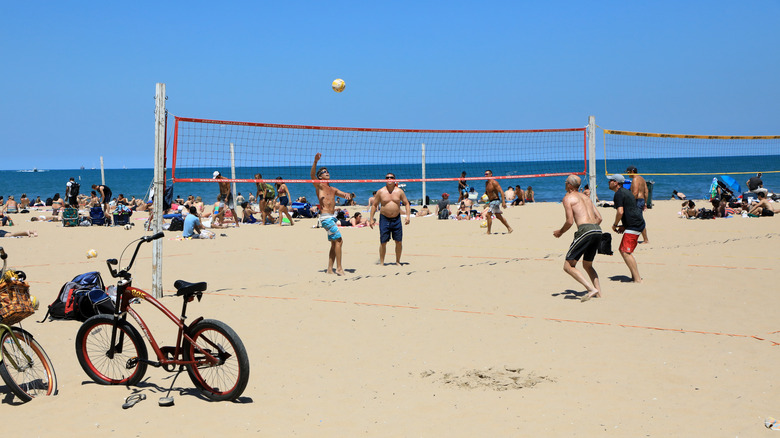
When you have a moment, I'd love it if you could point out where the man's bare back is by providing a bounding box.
[631,175,648,200]
[565,191,601,226]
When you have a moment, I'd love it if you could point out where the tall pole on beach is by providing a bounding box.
[100,157,105,185]
[588,116,597,204]
[230,143,237,203]
[421,143,426,205]
[152,83,166,299]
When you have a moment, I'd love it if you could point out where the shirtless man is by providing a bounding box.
[91,184,112,216]
[748,191,778,217]
[553,175,603,301]
[626,166,649,243]
[312,153,352,275]
[213,171,239,227]
[369,173,411,265]
[484,170,513,235]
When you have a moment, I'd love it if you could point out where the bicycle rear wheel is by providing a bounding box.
[184,319,250,401]
[0,327,58,402]
[75,315,148,386]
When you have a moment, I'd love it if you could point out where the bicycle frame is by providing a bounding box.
[113,280,220,369]
[0,324,32,371]
[103,235,224,370]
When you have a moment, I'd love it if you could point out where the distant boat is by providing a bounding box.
[80,165,85,170]
[17,168,46,173]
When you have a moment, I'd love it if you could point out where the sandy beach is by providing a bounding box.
[2,199,779,436]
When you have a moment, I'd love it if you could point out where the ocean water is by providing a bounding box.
[1,155,777,206]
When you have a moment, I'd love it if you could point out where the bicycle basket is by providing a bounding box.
[0,279,35,325]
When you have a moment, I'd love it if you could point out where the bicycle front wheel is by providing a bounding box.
[184,319,250,401]
[75,315,148,386]
[0,327,58,402]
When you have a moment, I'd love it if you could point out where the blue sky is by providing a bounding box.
[1,1,778,170]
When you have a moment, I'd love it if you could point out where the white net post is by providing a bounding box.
[230,143,237,202]
[152,83,166,298]
[587,115,597,204]
[421,143,426,204]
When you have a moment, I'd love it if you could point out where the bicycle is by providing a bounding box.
[0,247,58,402]
[74,232,250,403]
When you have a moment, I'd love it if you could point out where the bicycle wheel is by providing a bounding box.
[75,314,148,386]
[184,319,249,401]
[0,327,58,402]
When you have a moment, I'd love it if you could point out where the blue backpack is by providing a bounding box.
[40,271,113,322]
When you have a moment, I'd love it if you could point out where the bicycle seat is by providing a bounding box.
[173,280,207,299]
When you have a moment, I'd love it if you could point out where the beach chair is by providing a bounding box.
[89,206,109,226]
[62,207,80,228]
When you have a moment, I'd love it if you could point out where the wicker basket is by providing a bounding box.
[0,279,34,325]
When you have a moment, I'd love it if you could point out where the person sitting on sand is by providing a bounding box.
[19,194,29,210]
[5,196,18,214]
[182,206,214,239]
[436,193,451,219]
[33,196,44,207]
[457,202,470,220]
[504,186,516,203]
[0,229,37,238]
[525,186,535,202]
[680,201,697,218]
[748,192,778,217]
[240,201,258,224]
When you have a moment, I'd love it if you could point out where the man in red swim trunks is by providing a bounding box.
[607,174,645,283]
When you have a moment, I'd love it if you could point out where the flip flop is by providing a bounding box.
[122,393,146,409]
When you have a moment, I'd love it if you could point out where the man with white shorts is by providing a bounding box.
[483,170,513,235]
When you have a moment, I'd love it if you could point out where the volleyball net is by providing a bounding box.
[170,116,587,201]
[603,129,780,176]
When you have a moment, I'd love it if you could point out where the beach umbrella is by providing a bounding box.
[720,175,741,194]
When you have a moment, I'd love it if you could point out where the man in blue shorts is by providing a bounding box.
[312,153,352,275]
[369,173,411,265]
[553,175,603,301]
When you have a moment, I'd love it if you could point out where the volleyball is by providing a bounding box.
[87,249,98,259]
[332,78,346,93]
[124,224,132,230]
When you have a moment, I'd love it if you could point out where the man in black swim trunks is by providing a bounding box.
[553,175,603,301]
[91,184,112,217]
[369,173,411,265]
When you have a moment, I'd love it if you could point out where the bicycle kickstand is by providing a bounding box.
[158,365,186,407]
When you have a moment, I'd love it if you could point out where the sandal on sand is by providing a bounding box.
[122,393,146,409]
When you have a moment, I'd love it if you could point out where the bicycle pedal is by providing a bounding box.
[126,357,139,370]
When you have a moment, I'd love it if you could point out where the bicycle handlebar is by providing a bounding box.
[142,232,165,243]
[107,232,165,279]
